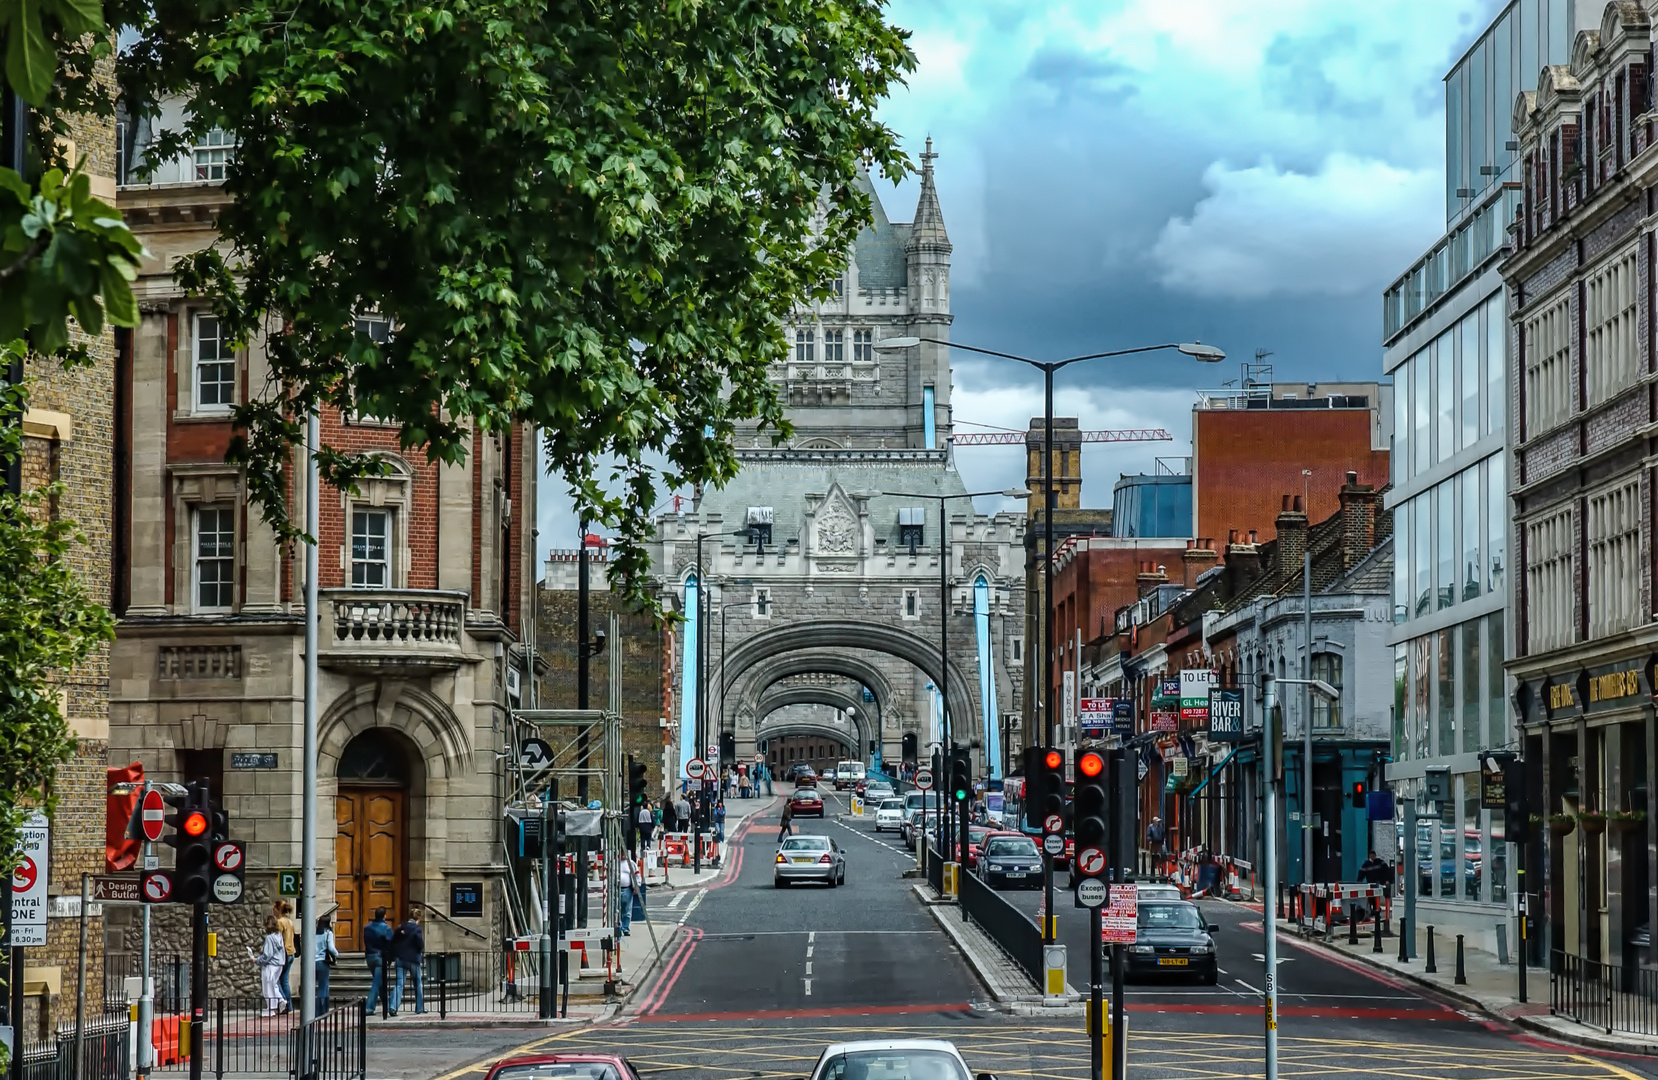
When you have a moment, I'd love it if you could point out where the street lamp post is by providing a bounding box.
[876,335,1224,943]
[880,486,1028,868]
[692,526,760,873]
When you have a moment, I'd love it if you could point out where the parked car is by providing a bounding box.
[806,1041,978,1080]
[484,1054,642,1080]
[1125,901,1219,985]
[788,788,825,818]
[902,809,937,850]
[963,826,998,869]
[976,834,1042,890]
[874,798,906,833]
[774,835,846,888]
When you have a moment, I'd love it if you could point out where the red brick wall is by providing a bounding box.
[316,410,442,589]
[1194,410,1388,547]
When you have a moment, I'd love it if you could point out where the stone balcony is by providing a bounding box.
[319,588,472,675]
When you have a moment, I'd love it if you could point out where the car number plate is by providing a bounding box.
[1003,872,1026,878]
[1157,958,1188,966]
[791,857,814,864]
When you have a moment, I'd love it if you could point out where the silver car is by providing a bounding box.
[774,835,847,887]
[808,1040,983,1080]
[902,809,937,850]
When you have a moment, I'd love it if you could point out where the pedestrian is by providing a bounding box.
[1146,816,1165,854]
[250,915,286,1016]
[389,909,425,1015]
[362,906,393,1014]
[636,798,655,854]
[661,795,677,835]
[762,762,774,796]
[674,792,692,836]
[1358,847,1393,918]
[314,913,339,1014]
[630,851,647,925]
[737,764,749,799]
[274,900,296,1012]
[618,854,636,936]
[778,799,794,842]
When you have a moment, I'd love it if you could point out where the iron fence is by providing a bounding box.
[1551,950,1658,1036]
[145,997,365,1079]
[424,950,550,1017]
[926,842,943,894]
[104,951,192,1014]
[958,864,1043,990]
[19,1012,129,1080]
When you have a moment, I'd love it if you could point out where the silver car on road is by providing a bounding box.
[774,835,847,887]
[807,1040,982,1080]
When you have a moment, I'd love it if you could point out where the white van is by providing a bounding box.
[833,760,866,790]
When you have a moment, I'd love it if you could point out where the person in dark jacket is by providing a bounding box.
[1358,848,1393,919]
[389,910,425,1015]
[361,908,393,1013]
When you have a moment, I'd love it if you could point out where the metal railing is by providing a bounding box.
[147,998,365,1079]
[421,951,549,1016]
[19,1012,129,1080]
[958,864,1044,990]
[1552,951,1658,1036]
[925,842,943,895]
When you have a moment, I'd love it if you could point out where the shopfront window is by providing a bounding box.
[1412,637,1431,761]
[1439,801,1457,898]
[1464,783,1481,900]
[1490,807,1507,903]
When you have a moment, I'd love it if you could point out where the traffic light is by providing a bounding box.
[1503,757,1529,839]
[950,749,971,804]
[163,782,214,904]
[1350,781,1367,810]
[628,756,648,807]
[1021,747,1043,830]
[1073,750,1108,879]
[1040,747,1067,832]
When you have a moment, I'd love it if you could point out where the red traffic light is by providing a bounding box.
[1078,752,1105,778]
[1043,750,1064,770]
[182,811,209,837]
[1353,782,1365,795]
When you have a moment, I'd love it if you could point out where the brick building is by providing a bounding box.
[1504,0,1658,977]
[7,65,120,1037]
[108,104,537,975]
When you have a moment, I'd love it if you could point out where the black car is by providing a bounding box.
[976,835,1043,890]
[1125,901,1219,985]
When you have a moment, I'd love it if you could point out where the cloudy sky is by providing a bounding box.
[538,0,1501,560]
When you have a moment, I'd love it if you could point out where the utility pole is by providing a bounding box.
[300,413,320,1031]
[1109,747,1128,1080]
[1301,471,1313,891]
[577,522,590,803]
[1263,683,1281,1080]
[137,782,154,1080]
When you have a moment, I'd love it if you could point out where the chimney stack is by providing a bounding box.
[1223,530,1262,594]
[1183,536,1220,588]
[1137,560,1167,596]
[1337,469,1379,571]
[1276,493,1309,575]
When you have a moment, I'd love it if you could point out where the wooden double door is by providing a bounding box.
[334,786,406,953]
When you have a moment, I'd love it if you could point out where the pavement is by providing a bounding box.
[1273,904,1658,1055]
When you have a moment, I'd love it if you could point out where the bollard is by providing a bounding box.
[1348,904,1359,945]
[1397,916,1409,962]
[1373,904,1384,954]
[1455,934,1467,985]
[1425,925,1437,973]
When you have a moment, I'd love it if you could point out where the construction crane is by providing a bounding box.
[950,428,1173,446]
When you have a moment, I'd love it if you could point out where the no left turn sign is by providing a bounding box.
[1076,847,1106,876]
[1044,814,1064,834]
[213,842,243,872]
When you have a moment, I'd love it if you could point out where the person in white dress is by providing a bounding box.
[250,915,286,1016]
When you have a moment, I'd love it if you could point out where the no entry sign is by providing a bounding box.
[140,789,165,842]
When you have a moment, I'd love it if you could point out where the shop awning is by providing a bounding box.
[1187,745,1242,798]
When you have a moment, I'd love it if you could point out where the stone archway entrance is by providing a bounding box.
[334,730,415,951]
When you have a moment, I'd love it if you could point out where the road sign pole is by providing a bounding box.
[1088,900,1103,1080]
[1109,748,1127,1080]
[189,898,207,1080]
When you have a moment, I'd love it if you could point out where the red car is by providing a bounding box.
[484,1055,642,1080]
[787,789,825,818]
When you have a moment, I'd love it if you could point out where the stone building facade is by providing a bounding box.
[645,148,1027,782]
[109,109,537,974]
[1504,0,1658,975]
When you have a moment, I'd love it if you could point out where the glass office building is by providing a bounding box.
[1111,473,1192,539]
[1380,0,1581,948]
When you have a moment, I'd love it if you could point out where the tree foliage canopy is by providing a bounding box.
[124,0,916,604]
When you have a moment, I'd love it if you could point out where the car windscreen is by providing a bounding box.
[983,838,1037,858]
[819,1050,970,1080]
[986,794,1004,811]
[906,793,926,808]
[781,837,830,851]
[1137,903,1205,931]
[968,828,990,844]
[494,1065,622,1080]
[880,800,905,810]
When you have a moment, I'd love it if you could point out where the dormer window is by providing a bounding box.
[898,507,925,553]
[747,506,774,547]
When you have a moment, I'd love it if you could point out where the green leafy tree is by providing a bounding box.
[0,0,139,919]
[122,0,915,605]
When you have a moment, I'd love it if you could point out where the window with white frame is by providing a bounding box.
[194,313,235,412]
[902,589,920,619]
[350,508,392,588]
[193,128,235,181]
[1587,479,1642,639]
[1525,506,1575,652]
[829,272,844,297]
[1310,653,1343,728]
[824,329,844,364]
[347,316,395,424]
[794,328,815,364]
[854,329,873,363]
[193,505,235,611]
[1584,245,1638,407]
[752,588,771,618]
[1523,295,1571,435]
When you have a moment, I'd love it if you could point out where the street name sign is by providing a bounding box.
[92,875,141,903]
